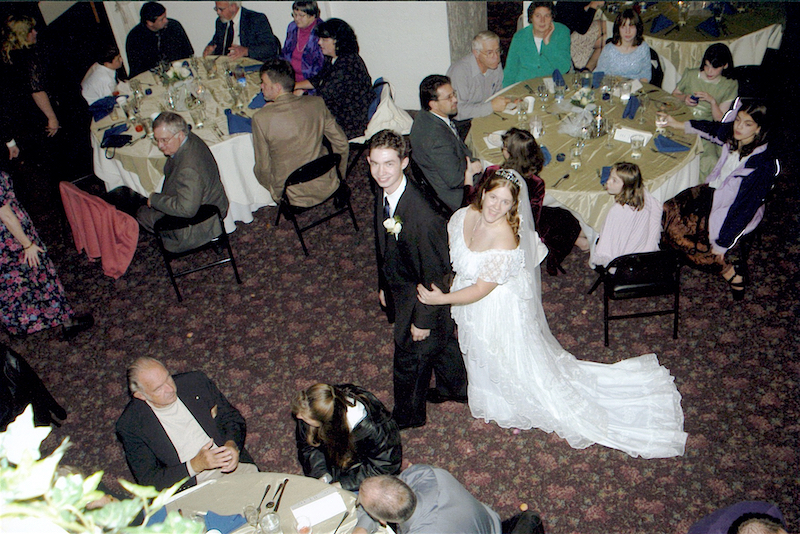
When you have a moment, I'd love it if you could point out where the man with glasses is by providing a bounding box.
[203,1,280,62]
[136,112,228,253]
[447,31,511,121]
[409,75,483,212]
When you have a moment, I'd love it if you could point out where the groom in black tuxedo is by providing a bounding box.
[368,129,467,430]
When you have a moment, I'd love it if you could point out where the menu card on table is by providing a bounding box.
[290,487,348,526]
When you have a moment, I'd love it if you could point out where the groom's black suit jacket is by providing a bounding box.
[375,179,455,353]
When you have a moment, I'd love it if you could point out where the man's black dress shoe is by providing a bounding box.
[63,313,94,340]
[426,388,468,404]
[396,420,426,431]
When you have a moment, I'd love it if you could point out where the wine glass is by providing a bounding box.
[537,84,549,111]
[637,94,649,124]
[605,119,617,149]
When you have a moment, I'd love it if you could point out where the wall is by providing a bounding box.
[103,1,453,110]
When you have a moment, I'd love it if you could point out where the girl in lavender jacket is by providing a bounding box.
[662,99,777,300]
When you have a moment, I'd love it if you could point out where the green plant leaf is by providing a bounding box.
[118,479,161,499]
[87,498,144,529]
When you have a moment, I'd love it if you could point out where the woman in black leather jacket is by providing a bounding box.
[291,383,401,491]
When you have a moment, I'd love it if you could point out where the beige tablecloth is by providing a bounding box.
[90,57,274,233]
[164,472,392,534]
[468,78,701,238]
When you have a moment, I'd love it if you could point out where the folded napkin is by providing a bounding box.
[592,71,604,89]
[89,96,116,122]
[243,64,262,72]
[146,506,167,526]
[654,134,690,152]
[225,109,251,134]
[600,166,611,186]
[651,14,674,33]
[706,2,736,14]
[696,17,720,37]
[622,95,640,119]
[206,511,247,534]
[249,92,267,109]
[552,69,566,87]
[541,145,551,167]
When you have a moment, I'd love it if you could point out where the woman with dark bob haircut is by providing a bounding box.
[291,383,401,491]
[595,8,651,82]
[293,18,373,138]
[663,99,778,300]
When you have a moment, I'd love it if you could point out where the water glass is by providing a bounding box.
[296,515,313,534]
[570,146,582,170]
[581,71,592,88]
[630,134,645,159]
[190,109,205,129]
[620,82,632,102]
[516,107,529,130]
[655,112,669,133]
[259,512,281,534]
[537,84,549,110]
[637,94,649,124]
[605,120,616,148]
[530,116,544,139]
[243,505,259,526]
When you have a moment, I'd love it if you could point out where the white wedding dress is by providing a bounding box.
[448,189,688,458]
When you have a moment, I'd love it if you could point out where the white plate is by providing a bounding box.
[485,130,506,149]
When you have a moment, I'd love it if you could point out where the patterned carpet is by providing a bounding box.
[6,134,797,534]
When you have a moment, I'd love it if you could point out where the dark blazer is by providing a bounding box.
[375,179,455,353]
[136,132,229,253]
[409,110,474,212]
[295,384,401,491]
[126,19,194,77]
[115,371,255,492]
[208,7,280,62]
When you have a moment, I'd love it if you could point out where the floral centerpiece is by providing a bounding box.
[0,405,201,534]
[570,87,595,108]
[165,60,193,83]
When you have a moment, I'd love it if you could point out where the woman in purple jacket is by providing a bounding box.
[281,1,324,88]
[662,99,777,300]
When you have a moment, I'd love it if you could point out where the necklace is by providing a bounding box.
[468,214,482,247]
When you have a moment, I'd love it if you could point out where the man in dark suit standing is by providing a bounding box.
[409,75,483,212]
[116,357,258,492]
[136,112,229,253]
[369,129,467,430]
[203,1,280,62]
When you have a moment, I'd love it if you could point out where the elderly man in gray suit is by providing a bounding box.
[251,58,348,207]
[136,112,229,253]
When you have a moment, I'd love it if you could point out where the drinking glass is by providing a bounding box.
[259,512,281,534]
[655,112,669,133]
[537,84,549,111]
[637,94,649,124]
[530,116,544,138]
[570,146,582,170]
[620,82,632,102]
[190,109,205,129]
[605,120,616,148]
[243,505,259,526]
[630,134,644,159]
[296,515,313,534]
[516,107,529,130]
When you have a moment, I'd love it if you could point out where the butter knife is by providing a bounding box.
[273,478,289,512]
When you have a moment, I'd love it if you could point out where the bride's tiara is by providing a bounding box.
[494,168,522,185]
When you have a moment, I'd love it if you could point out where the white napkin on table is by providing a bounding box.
[613,127,653,145]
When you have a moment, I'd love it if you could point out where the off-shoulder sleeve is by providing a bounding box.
[477,250,524,284]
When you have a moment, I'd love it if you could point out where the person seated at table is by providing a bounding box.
[662,99,777,300]
[291,383,401,492]
[590,162,662,268]
[470,128,581,276]
[116,357,258,492]
[555,1,606,72]
[292,18,373,139]
[446,31,511,122]
[595,9,651,83]
[203,1,281,62]
[80,46,123,106]
[125,2,194,77]
[687,501,787,534]
[281,1,324,90]
[409,74,483,212]
[136,112,229,253]
[503,2,571,88]
[252,59,348,207]
[673,44,739,178]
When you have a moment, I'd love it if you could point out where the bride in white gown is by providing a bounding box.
[417,168,687,458]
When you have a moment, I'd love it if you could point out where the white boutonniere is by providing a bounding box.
[383,215,403,240]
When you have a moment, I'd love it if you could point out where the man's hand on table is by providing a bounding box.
[491,96,512,113]
[203,45,215,57]
[226,45,249,60]
[190,440,240,473]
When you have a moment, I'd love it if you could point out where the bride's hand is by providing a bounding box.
[417,283,445,305]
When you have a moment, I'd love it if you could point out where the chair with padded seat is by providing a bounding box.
[588,250,681,346]
[153,204,241,301]
[275,146,359,256]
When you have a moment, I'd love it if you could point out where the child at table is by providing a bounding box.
[590,162,662,268]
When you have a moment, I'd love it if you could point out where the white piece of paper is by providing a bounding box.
[163,479,217,505]
[290,487,347,526]
[614,127,653,146]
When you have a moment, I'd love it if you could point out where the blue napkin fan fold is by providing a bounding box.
[592,71,604,89]
[651,14,674,33]
[622,95,640,119]
[225,109,252,134]
[696,17,720,37]
[552,69,566,87]
[89,96,117,122]
[206,511,247,534]
[540,145,552,167]
[249,92,267,109]
[600,166,611,186]
[243,64,261,73]
[654,134,690,153]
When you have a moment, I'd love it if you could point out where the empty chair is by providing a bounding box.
[153,205,241,301]
[275,147,358,256]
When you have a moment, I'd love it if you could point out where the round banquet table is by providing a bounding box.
[164,472,393,534]
[626,2,784,76]
[467,77,702,247]
[90,57,274,234]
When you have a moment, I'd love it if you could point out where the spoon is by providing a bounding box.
[264,481,283,510]
[553,173,570,188]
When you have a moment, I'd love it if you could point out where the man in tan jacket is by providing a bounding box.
[252,59,348,207]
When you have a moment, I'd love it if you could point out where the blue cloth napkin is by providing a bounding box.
[146,506,167,526]
[102,122,129,142]
[654,134,690,153]
[600,166,611,186]
[206,511,247,534]
[706,2,736,14]
[622,95,640,119]
[696,17,720,37]
[243,64,261,72]
[651,14,674,33]
[248,92,266,109]
[225,109,252,134]
[552,69,566,87]
[592,71,604,89]
[540,145,551,167]
[89,96,116,122]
